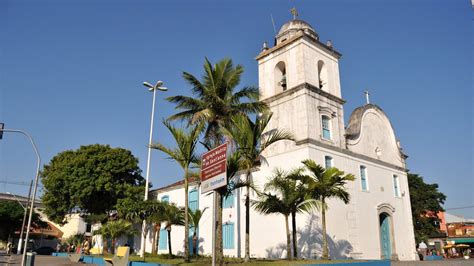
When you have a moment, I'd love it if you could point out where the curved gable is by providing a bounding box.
[346,104,406,167]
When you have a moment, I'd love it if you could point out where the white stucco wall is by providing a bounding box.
[258,38,342,100]
[147,143,416,260]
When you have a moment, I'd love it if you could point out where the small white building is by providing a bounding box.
[145,15,417,261]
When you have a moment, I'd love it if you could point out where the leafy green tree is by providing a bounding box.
[0,201,45,241]
[222,112,294,262]
[162,203,185,256]
[150,121,201,262]
[94,219,137,254]
[408,173,446,243]
[167,57,266,265]
[41,144,145,224]
[188,207,208,256]
[300,160,355,260]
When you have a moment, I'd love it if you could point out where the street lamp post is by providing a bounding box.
[7,186,33,255]
[139,81,167,257]
[0,127,41,266]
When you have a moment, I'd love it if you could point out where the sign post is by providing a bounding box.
[201,143,228,266]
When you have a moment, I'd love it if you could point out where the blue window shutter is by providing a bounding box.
[188,189,199,253]
[223,193,234,209]
[324,156,332,168]
[159,228,168,250]
[188,189,198,212]
[393,175,399,197]
[360,166,367,191]
[223,223,234,249]
[161,195,169,203]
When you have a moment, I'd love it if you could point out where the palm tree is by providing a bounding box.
[167,57,267,264]
[222,112,294,262]
[94,220,137,254]
[162,203,185,256]
[151,121,201,262]
[149,208,167,255]
[300,159,355,260]
[252,169,315,260]
[117,199,165,255]
[272,167,316,259]
[166,57,267,149]
[188,207,208,256]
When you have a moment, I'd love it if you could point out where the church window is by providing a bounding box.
[275,61,287,92]
[223,222,235,249]
[393,175,400,197]
[324,156,333,168]
[360,166,368,191]
[223,192,234,208]
[321,115,331,140]
[161,195,169,202]
[188,189,198,211]
[317,60,328,91]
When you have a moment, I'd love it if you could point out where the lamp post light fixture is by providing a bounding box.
[0,126,41,266]
[6,192,26,210]
[139,81,167,258]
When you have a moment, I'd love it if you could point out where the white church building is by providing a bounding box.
[145,15,417,261]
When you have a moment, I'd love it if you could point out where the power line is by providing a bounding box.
[445,206,474,210]
[0,180,43,188]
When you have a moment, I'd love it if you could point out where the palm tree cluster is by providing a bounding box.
[153,57,295,264]
[145,57,354,264]
[253,160,355,260]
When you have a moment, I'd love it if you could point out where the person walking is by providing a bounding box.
[6,241,12,254]
[418,241,428,260]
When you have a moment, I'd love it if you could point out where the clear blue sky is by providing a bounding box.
[1,0,472,218]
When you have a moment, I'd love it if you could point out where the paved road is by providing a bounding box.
[0,254,86,266]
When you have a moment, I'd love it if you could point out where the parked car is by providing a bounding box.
[33,246,55,255]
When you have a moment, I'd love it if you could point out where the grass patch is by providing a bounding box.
[127,254,359,265]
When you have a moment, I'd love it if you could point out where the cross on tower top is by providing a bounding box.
[290,7,299,20]
[364,90,370,104]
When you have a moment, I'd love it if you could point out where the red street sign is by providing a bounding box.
[201,143,227,193]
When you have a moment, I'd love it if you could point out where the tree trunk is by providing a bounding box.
[167,229,172,256]
[184,167,190,262]
[216,191,224,266]
[321,198,329,260]
[192,232,197,256]
[103,237,108,255]
[292,210,297,259]
[152,224,160,255]
[244,171,251,262]
[285,215,292,260]
[111,238,116,255]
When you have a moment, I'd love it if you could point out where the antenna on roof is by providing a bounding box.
[270,14,277,35]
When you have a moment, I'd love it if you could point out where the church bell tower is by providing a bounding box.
[256,10,347,155]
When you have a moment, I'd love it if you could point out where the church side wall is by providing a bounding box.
[147,141,416,261]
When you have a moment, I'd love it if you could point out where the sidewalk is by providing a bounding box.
[0,254,86,266]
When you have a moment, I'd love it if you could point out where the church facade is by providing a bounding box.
[146,16,417,261]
